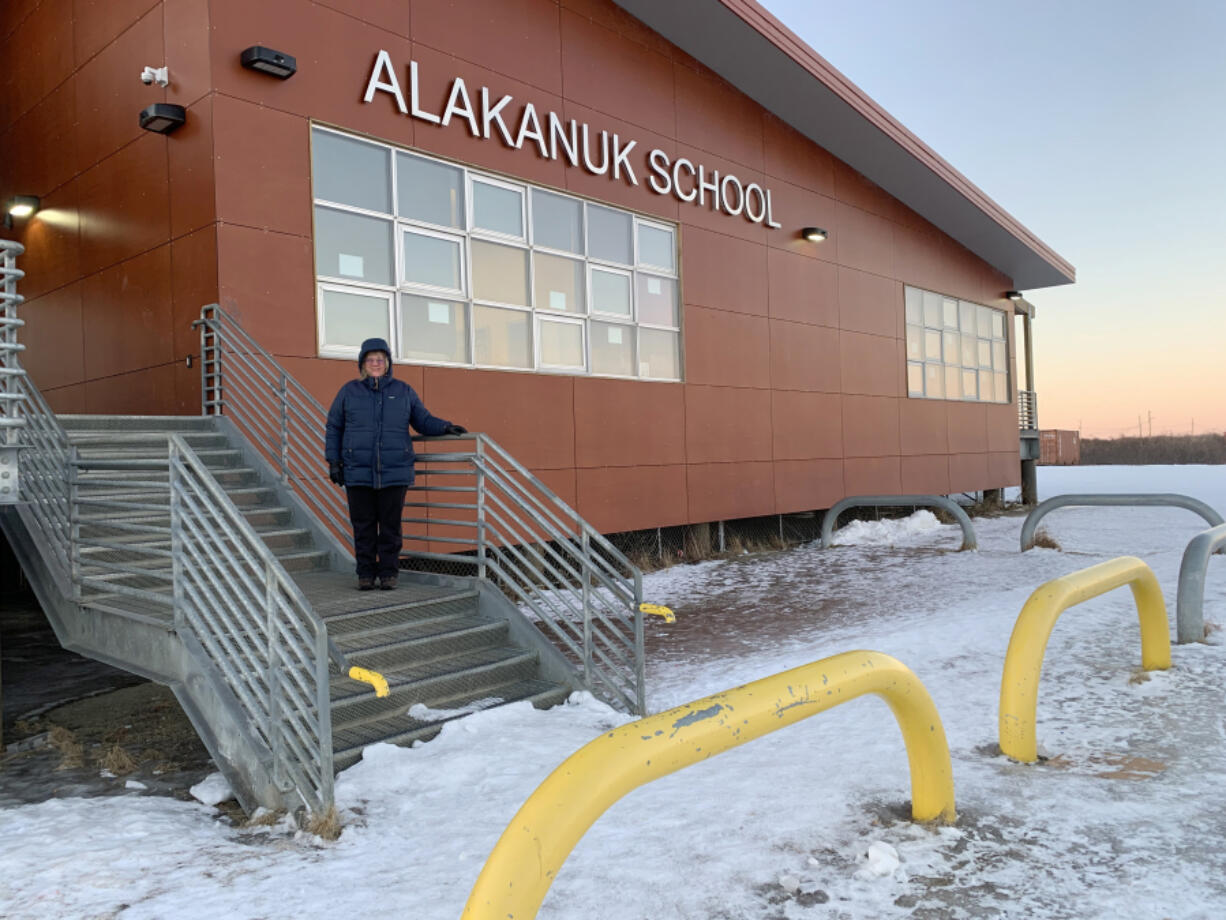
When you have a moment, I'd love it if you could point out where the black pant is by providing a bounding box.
[345,485,408,579]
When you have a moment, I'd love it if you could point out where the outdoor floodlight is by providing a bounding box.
[139,103,187,135]
[1005,290,1024,301]
[801,226,828,242]
[6,196,39,219]
[240,46,297,79]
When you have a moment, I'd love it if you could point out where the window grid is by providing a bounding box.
[311,125,681,381]
[904,285,1009,404]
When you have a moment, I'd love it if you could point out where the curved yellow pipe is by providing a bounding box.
[639,602,675,623]
[462,650,955,920]
[348,666,389,698]
[999,555,1170,762]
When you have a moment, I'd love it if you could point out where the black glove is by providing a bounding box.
[328,463,345,486]
[444,424,467,436]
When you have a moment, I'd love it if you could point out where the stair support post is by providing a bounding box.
[169,440,185,628]
[277,370,290,485]
[581,530,593,682]
[475,438,487,580]
[68,445,82,603]
[265,554,287,790]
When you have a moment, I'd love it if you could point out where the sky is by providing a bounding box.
[760,0,1226,437]
[3,464,1225,918]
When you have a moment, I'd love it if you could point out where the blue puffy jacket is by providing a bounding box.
[324,340,451,488]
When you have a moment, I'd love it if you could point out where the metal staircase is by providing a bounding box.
[0,244,647,817]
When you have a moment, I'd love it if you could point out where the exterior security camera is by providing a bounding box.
[140,66,169,87]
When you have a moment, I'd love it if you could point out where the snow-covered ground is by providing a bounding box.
[3,465,1225,919]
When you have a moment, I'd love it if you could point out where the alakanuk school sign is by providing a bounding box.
[362,50,784,229]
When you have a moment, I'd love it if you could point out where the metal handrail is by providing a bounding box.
[1,241,28,505]
[196,304,647,714]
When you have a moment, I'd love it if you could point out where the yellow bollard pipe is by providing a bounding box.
[348,666,389,698]
[462,650,955,920]
[999,555,1171,763]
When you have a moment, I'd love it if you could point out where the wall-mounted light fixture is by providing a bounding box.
[139,103,187,135]
[6,196,39,220]
[1005,290,1023,301]
[240,46,297,79]
[801,226,828,242]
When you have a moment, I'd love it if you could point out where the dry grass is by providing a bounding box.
[98,743,139,775]
[1030,528,1062,551]
[244,808,286,828]
[306,805,343,841]
[49,725,85,770]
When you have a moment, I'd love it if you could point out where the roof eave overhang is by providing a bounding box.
[611,0,1075,290]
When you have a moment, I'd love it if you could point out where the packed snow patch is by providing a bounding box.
[831,509,944,546]
[188,772,232,806]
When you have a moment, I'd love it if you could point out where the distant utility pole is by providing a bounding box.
[1138,415,1143,437]
[1148,410,1153,437]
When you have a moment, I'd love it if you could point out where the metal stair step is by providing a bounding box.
[338,618,509,670]
[330,646,540,725]
[331,679,571,771]
[58,414,218,432]
[320,592,481,637]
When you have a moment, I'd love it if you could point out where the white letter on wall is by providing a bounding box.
[647,149,672,195]
[440,76,480,135]
[363,50,407,114]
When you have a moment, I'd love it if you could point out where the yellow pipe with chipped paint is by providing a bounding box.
[999,555,1171,763]
[461,650,955,920]
[639,602,675,623]
[348,666,389,698]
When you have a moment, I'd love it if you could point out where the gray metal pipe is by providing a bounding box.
[820,495,977,551]
[1020,493,1225,552]
[1176,523,1226,643]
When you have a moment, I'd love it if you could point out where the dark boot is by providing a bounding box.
[379,575,398,591]
[358,577,375,591]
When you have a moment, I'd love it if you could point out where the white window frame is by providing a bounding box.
[310,124,682,381]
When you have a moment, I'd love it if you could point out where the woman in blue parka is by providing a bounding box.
[325,338,465,590]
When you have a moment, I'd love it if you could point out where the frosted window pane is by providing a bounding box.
[978,306,995,340]
[638,224,675,271]
[400,295,468,363]
[942,298,959,328]
[978,339,992,368]
[532,189,582,253]
[980,373,994,402]
[992,310,1006,338]
[472,181,524,237]
[943,331,959,364]
[924,329,942,361]
[994,372,1008,403]
[944,365,961,400]
[471,240,529,305]
[962,369,978,400]
[591,322,634,376]
[636,274,678,326]
[314,207,393,284]
[534,253,584,313]
[473,305,531,368]
[321,289,389,348]
[904,287,922,324]
[397,152,464,228]
[906,325,922,361]
[403,232,462,291]
[924,363,944,398]
[992,341,1007,370]
[960,335,977,368]
[959,301,977,333]
[588,205,632,264]
[539,320,584,368]
[312,130,390,213]
[591,268,631,316]
[922,291,942,327]
[638,329,679,379]
[907,362,924,396]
